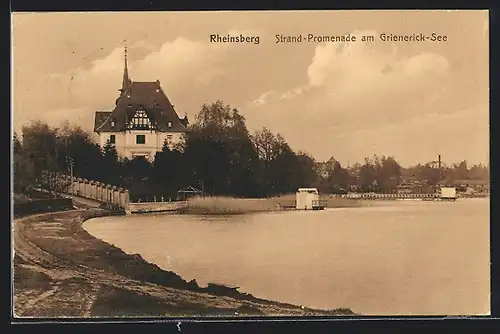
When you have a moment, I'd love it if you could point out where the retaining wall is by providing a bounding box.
[127,201,187,214]
[41,172,130,210]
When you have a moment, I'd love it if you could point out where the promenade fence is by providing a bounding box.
[40,171,130,210]
[331,193,440,200]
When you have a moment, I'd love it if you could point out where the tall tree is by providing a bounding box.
[184,101,260,196]
[327,161,350,193]
[251,128,295,195]
[152,141,185,198]
[452,160,470,180]
[359,157,378,192]
[418,163,441,186]
[469,163,489,180]
[13,132,36,193]
[21,121,59,179]
[120,156,153,200]
[376,156,401,193]
[295,152,319,188]
[101,139,120,185]
[55,123,103,181]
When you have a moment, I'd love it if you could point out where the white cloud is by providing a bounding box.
[14,35,239,133]
[251,90,278,106]
[250,29,450,116]
[391,52,449,77]
[245,29,488,164]
[69,37,230,94]
[279,87,306,100]
[87,47,125,75]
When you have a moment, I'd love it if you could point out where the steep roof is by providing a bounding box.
[95,81,189,133]
[94,111,112,132]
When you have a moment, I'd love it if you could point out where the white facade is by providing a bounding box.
[99,131,184,161]
[296,188,320,210]
[440,187,457,200]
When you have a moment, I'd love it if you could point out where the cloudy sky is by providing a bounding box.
[12,10,489,166]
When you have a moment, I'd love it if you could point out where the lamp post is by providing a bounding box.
[63,138,74,196]
[52,135,60,197]
[69,157,74,195]
[110,186,114,206]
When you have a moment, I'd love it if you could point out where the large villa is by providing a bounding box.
[94,45,189,161]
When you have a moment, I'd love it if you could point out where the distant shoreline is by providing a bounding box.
[176,195,363,215]
[129,192,490,215]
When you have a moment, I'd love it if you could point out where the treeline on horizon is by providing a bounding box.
[13,100,489,200]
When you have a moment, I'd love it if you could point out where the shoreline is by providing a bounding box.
[175,195,363,215]
[13,207,356,317]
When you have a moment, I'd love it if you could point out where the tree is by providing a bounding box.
[120,156,153,200]
[190,100,250,140]
[359,158,377,192]
[418,163,441,186]
[101,139,120,184]
[183,101,261,196]
[252,128,290,163]
[250,128,320,196]
[251,128,295,195]
[452,160,469,180]
[268,148,299,194]
[469,163,489,180]
[55,123,103,181]
[21,121,59,179]
[326,161,350,193]
[13,132,36,193]
[376,156,401,193]
[152,141,185,198]
[295,152,319,187]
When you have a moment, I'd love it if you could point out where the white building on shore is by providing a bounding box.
[94,44,189,161]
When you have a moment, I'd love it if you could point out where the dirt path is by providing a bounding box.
[13,209,355,318]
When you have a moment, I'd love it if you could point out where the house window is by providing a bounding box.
[127,109,153,130]
[167,135,173,144]
[110,118,115,128]
[167,121,172,128]
[109,134,116,144]
[136,135,146,144]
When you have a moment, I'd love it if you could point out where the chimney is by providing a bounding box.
[438,154,441,169]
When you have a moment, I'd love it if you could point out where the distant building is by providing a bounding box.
[94,44,189,161]
[396,180,431,194]
[316,157,338,179]
[438,179,490,192]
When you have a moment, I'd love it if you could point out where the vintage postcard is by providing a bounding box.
[11,10,490,318]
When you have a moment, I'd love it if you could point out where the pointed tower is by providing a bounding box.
[119,41,131,95]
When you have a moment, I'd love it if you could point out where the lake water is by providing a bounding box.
[84,198,490,315]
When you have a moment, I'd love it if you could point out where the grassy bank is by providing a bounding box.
[182,196,277,214]
[13,208,356,317]
[181,194,362,215]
